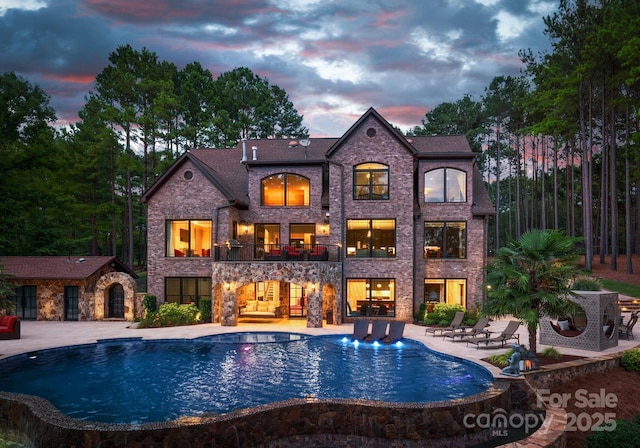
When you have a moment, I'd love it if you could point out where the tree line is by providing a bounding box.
[0,46,306,267]
[2,0,638,276]
[411,0,639,273]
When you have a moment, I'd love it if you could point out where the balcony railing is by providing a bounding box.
[215,243,342,262]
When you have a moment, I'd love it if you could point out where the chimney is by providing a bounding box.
[252,146,257,160]
[241,138,247,163]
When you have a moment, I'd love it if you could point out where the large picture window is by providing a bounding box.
[261,173,310,206]
[346,219,395,258]
[165,277,212,307]
[346,278,395,317]
[424,168,466,202]
[353,163,389,200]
[424,222,466,258]
[424,279,466,308]
[166,220,212,257]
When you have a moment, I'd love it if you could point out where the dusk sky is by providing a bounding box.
[1,0,557,137]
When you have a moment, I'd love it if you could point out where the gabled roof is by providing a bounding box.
[327,107,417,157]
[0,256,137,280]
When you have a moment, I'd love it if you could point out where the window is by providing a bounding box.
[424,279,466,308]
[346,219,395,258]
[424,168,466,202]
[289,223,316,250]
[13,285,37,320]
[165,278,212,306]
[255,223,281,257]
[424,222,466,258]
[346,279,395,317]
[166,220,212,257]
[64,286,79,321]
[261,173,310,206]
[353,163,389,200]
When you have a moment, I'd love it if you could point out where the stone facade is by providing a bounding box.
[141,108,494,326]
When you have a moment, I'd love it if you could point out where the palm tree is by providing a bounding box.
[483,229,581,354]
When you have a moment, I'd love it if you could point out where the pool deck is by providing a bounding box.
[1,318,638,377]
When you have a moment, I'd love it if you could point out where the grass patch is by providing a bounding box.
[598,279,640,298]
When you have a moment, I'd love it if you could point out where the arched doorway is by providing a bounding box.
[108,284,125,318]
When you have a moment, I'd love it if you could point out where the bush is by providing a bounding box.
[143,294,157,314]
[486,348,514,367]
[138,303,200,328]
[428,303,466,326]
[572,276,603,291]
[541,346,562,359]
[620,348,640,372]
[415,303,428,322]
[199,298,212,323]
[584,415,640,447]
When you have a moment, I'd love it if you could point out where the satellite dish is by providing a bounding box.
[298,138,310,158]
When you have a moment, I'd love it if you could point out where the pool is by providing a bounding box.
[0,332,493,424]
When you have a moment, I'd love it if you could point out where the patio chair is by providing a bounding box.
[442,317,490,342]
[466,320,521,349]
[352,319,370,341]
[619,312,638,340]
[382,321,405,344]
[365,320,388,342]
[425,311,465,336]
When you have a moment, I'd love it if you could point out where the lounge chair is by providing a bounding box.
[365,320,388,342]
[425,311,465,336]
[442,317,489,342]
[466,320,521,349]
[619,312,638,340]
[352,319,370,341]
[382,321,405,344]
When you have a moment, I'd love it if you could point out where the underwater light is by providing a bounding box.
[395,341,403,347]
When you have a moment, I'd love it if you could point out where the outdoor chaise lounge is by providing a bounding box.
[352,319,370,341]
[365,320,388,342]
[465,320,521,349]
[442,317,490,342]
[425,311,465,336]
[382,321,405,344]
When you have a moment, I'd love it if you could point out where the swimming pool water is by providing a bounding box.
[0,333,493,424]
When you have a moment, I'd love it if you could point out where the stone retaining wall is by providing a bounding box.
[0,381,511,448]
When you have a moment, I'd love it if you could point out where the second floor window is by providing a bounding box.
[262,173,310,206]
[424,168,466,202]
[424,221,466,259]
[346,219,395,258]
[166,220,212,257]
[353,163,389,200]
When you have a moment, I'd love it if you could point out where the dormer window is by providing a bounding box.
[353,163,389,200]
[261,173,310,206]
[424,168,466,202]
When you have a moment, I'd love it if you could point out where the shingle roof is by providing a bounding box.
[0,256,136,280]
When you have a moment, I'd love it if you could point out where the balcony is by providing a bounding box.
[215,243,342,262]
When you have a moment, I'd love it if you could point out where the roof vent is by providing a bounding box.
[77,258,86,263]
[288,141,298,147]
[252,146,257,160]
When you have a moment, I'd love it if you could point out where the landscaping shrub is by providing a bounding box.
[138,303,199,328]
[199,298,212,323]
[572,276,602,291]
[415,303,427,323]
[143,294,157,314]
[584,414,640,447]
[485,348,514,367]
[620,348,640,372]
[541,346,562,359]
[428,303,466,326]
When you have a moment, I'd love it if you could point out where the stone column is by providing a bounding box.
[306,289,323,328]
[221,288,238,326]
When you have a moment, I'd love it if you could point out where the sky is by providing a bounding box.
[0,0,558,137]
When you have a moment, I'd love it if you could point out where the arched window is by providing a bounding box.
[261,173,310,206]
[353,163,389,200]
[424,168,466,202]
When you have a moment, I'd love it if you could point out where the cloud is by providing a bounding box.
[0,0,554,137]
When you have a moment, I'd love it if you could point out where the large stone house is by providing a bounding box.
[141,107,494,327]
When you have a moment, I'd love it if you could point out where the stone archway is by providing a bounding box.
[95,272,138,321]
[211,261,342,327]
